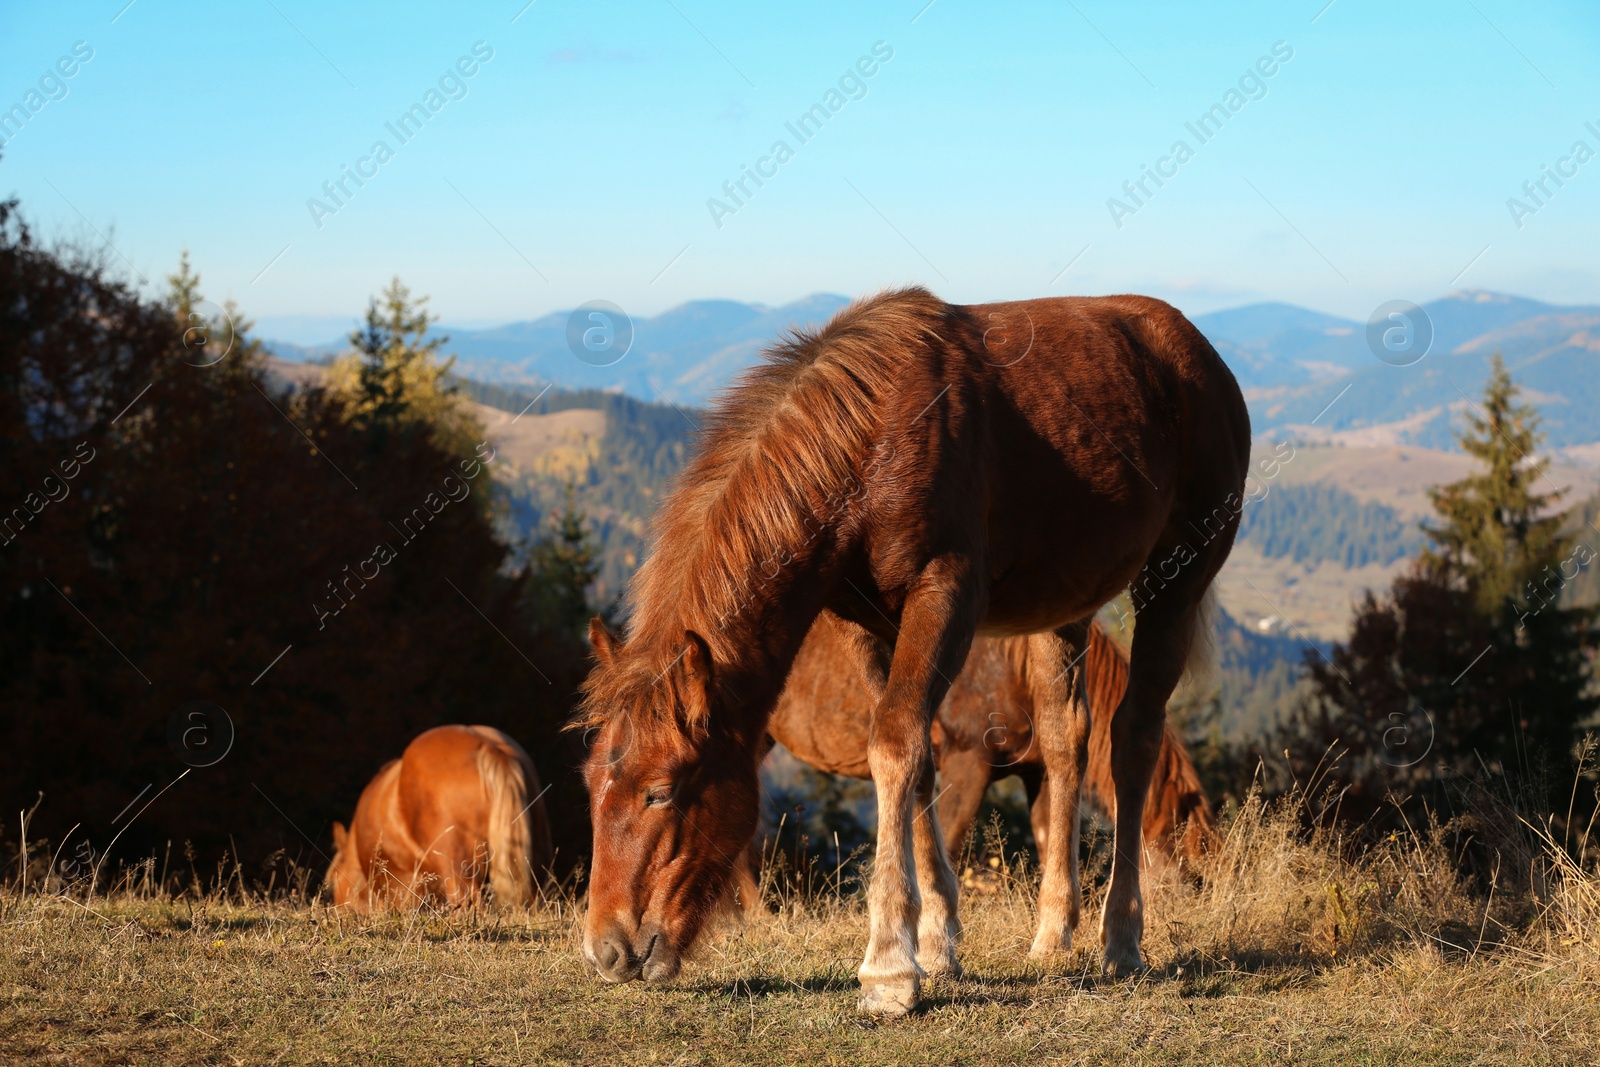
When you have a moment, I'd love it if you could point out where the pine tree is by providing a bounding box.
[329,279,467,438]
[523,483,605,640]
[327,277,478,455]
[1421,354,1597,769]
[1422,354,1572,614]
[1291,355,1598,815]
[348,277,452,424]
[163,250,261,374]
[165,249,202,319]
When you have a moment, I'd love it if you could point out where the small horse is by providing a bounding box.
[579,288,1249,1014]
[765,617,1219,949]
[326,724,553,912]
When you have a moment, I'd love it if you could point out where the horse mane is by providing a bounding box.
[578,287,949,727]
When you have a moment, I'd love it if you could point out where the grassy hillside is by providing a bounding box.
[8,795,1599,1065]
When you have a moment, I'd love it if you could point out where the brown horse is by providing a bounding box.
[766,617,1219,943]
[579,288,1250,1014]
[326,725,553,912]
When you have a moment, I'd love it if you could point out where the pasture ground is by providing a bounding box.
[5,798,1599,1066]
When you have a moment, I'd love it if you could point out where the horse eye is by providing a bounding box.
[644,785,674,808]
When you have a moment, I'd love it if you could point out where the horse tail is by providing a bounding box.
[1155,719,1222,862]
[1084,618,1219,863]
[1082,622,1127,825]
[477,734,548,909]
[1181,586,1219,691]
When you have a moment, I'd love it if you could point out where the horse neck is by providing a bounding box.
[639,545,843,742]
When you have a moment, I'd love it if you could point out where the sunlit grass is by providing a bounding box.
[5,790,1600,1065]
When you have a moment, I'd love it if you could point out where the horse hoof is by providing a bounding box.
[857,977,920,1017]
[1102,948,1147,979]
[1028,932,1073,959]
[918,956,963,983]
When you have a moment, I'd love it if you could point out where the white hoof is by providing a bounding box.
[1028,928,1073,959]
[857,976,920,1016]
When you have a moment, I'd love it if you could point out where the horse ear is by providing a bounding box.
[331,822,347,852]
[589,616,618,666]
[679,630,715,732]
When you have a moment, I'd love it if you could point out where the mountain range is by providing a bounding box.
[264,288,1600,452]
[1197,291,1600,452]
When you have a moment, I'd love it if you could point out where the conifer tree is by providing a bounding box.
[165,248,202,320]
[163,250,260,373]
[1422,355,1575,615]
[326,277,486,499]
[1292,355,1598,813]
[523,483,605,639]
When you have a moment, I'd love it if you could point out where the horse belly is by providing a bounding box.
[979,481,1161,635]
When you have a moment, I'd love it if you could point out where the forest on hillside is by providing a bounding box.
[1237,481,1424,567]
[1,227,600,882]
[458,379,696,608]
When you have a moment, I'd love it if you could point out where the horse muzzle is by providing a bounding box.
[588,924,681,984]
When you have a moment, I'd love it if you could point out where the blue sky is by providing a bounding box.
[2,0,1597,342]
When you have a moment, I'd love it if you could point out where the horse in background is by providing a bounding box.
[767,615,1219,876]
[326,724,553,912]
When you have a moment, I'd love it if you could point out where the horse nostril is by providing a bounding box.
[594,932,641,981]
[638,928,680,982]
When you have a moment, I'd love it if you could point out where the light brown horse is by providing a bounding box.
[326,725,553,912]
[766,617,1219,946]
[579,288,1250,1014]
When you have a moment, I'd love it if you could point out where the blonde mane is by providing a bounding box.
[579,287,949,724]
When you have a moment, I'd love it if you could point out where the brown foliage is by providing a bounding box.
[0,203,590,884]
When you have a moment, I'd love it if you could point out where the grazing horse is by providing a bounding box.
[578,288,1250,1014]
[765,617,1219,947]
[326,725,553,912]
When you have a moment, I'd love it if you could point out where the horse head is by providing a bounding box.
[580,618,760,983]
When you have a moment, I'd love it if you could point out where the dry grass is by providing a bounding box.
[5,795,1600,1066]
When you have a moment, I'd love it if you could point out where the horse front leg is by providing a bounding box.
[934,742,992,868]
[1027,624,1091,958]
[858,556,977,1016]
[911,752,964,982]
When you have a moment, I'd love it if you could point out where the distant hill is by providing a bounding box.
[259,357,698,607]
[457,378,699,606]
[264,288,1600,451]
[262,294,851,406]
[1199,290,1600,450]
[1190,302,1368,389]
[1212,604,1323,742]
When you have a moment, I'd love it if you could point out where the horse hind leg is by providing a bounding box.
[1027,623,1091,958]
[1101,586,1214,976]
[934,742,993,871]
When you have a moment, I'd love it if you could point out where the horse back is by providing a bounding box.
[397,725,516,864]
[858,294,1249,635]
